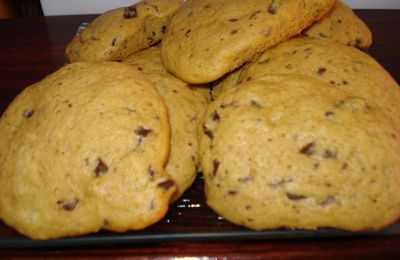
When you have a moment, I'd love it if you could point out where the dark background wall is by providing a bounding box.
[0,0,43,18]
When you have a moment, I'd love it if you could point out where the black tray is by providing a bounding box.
[1,176,400,248]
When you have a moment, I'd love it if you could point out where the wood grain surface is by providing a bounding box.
[0,10,399,259]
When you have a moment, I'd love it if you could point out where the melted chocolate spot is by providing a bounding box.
[94,158,108,177]
[203,125,214,139]
[213,159,220,177]
[211,111,220,121]
[286,193,307,201]
[57,198,79,211]
[325,111,334,117]
[124,6,137,18]
[111,38,118,46]
[317,67,327,76]
[299,142,315,155]
[135,126,153,137]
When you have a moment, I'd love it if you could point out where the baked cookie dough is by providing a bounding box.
[124,47,209,201]
[238,37,400,128]
[65,0,183,62]
[303,1,372,48]
[161,0,336,84]
[0,62,175,239]
[200,74,400,231]
[124,45,211,100]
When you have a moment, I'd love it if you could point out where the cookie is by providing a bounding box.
[200,74,400,231]
[0,62,175,239]
[124,45,211,101]
[303,1,372,48]
[238,37,400,128]
[160,0,335,84]
[124,47,209,201]
[65,0,183,62]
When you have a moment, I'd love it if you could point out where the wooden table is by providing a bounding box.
[0,10,400,259]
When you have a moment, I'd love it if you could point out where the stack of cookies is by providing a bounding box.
[0,0,399,240]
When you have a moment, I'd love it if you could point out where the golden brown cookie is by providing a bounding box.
[0,62,175,239]
[65,0,183,62]
[124,47,209,201]
[238,37,400,128]
[124,45,211,101]
[303,1,372,48]
[160,0,335,84]
[200,74,400,231]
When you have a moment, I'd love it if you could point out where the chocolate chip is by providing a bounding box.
[203,125,214,139]
[135,126,153,137]
[161,25,167,33]
[219,101,237,109]
[157,180,174,190]
[213,159,220,177]
[231,29,238,35]
[267,0,277,14]
[185,29,191,37]
[111,38,118,46]
[323,149,337,159]
[229,18,238,22]
[286,193,307,201]
[325,111,334,117]
[124,6,137,18]
[250,100,262,107]
[299,142,315,155]
[227,191,237,196]
[23,110,34,118]
[57,198,79,211]
[337,19,342,24]
[148,165,155,180]
[341,163,348,170]
[94,158,108,177]
[317,67,327,75]
[211,111,220,121]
